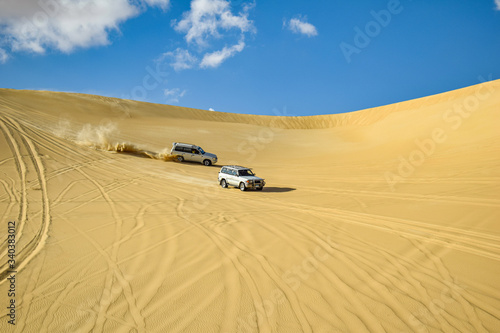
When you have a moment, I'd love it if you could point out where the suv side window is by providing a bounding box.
[192,149,199,154]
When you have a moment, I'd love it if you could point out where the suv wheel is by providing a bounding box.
[177,156,184,162]
[203,159,211,166]
[239,182,246,191]
[220,179,228,188]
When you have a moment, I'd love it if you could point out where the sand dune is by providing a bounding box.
[0,81,499,332]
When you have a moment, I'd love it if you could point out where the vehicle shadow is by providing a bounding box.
[205,164,221,168]
[261,187,296,193]
[176,161,220,168]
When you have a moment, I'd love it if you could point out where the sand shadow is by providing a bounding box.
[260,187,296,193]
[224,186,296,193]
[174,161,221,168]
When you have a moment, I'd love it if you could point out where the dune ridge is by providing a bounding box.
[2,79,498,129]
[0,80,499,332]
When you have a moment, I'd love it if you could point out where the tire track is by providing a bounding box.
[0,116,50,283]
[206,213,314,333]
[409,239,488,333]
[0,156,14,166]
[19,182,180,307]
[279,209,500,331]
[0,175,20,202]
[2,120,150,331]
[298,176,500,185]
[39,278,81,333]
[119,202,180,313]
[0,178,16,228]
[75,168,145,333]
[13,175,132,303]
[175,198,273,332]
[313,208,500,262]
[0,117,28,278]
[142,259,222,319]
[250,214,414,332]
[275,214,455,331]
[232,192,500,330]
[165,283,224,332]
[15,251,47,332]
[21,213,147,323]
[248,195,500,262]
[221,252,241,333]
[298,185,500,208]
[62,214,145,333]
[316,220,458,330]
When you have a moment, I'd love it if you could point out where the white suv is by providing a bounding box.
[170,143,218,166]
[218,165,266,191]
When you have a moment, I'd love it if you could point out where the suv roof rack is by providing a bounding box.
[224,165,251,170]
[173,142,197,147]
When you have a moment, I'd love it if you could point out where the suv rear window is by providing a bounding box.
[174,146,189,153]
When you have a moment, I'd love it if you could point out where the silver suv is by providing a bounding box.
[218,165,266,191]
[171,142,218,166]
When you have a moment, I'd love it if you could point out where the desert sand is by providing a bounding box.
[0,80,499,332]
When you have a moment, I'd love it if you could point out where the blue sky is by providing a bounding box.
[0,0,499,116]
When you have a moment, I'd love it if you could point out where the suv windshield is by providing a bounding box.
[238,169,254,176]
[198,147,205,154]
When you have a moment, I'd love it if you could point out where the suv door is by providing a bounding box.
[189,149,202,163]
[176,146,189,160]
[226,169,236,186]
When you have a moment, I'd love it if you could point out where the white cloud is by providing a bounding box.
[287,17,318,37]
[160,48,198,71]
[168,0,254,68]
[208,107,215,111]
[200,39,244,68]
[173,0,253,47]
[164,88,187,103]
[141,0,170,11]
[0,0,169,58]
[496,0,500,10]
[0,48,8,63]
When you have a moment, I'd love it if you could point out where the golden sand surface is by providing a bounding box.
[0,81,499,332]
